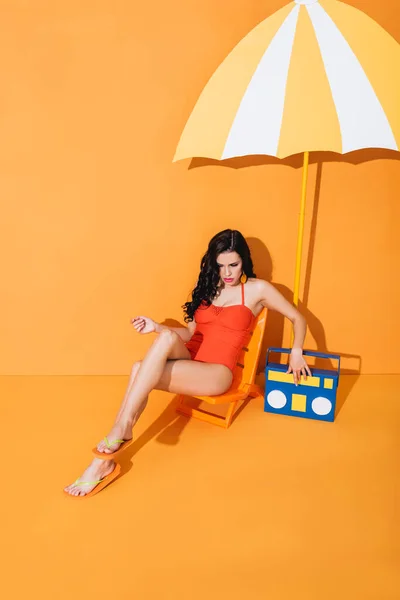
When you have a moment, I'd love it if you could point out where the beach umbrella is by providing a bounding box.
[174,0,400,309]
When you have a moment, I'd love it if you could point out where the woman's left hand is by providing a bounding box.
[286,348,312,386]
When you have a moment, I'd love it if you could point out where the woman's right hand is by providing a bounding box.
[130,316,157,335]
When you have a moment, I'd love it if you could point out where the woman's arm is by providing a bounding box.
[131,316,196,343]
[258,280,312,385]
[131,316,196,342]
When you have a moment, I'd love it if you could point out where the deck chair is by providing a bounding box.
[176,308,267,428]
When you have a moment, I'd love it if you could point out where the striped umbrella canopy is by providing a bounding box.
[173,0,400,311]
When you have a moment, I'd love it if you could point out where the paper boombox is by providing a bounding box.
[264,348,341,423]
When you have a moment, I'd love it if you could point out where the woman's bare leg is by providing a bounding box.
[114,361,145,424]
[64,331,232,497]
[64,330,191,497]
[95,330,191,455]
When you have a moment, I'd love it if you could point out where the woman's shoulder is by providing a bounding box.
[246,277,271,289]
[246,278,275,301]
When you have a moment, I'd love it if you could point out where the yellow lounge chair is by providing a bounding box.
[176,308,267,428]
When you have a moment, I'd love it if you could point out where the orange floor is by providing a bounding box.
[1,374,399,599]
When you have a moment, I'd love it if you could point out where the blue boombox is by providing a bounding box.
[264,348,341,422]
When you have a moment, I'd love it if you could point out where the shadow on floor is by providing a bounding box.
[117,396,189,477]
[115,369,357,483]
[116,392,255,478]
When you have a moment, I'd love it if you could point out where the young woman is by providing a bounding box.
[64,229,311,497]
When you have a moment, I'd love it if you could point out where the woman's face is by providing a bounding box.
[216,251,243,286]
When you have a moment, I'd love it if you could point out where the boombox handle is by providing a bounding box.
[266,347,341,380]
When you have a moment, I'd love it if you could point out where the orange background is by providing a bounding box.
[0,0,399,375]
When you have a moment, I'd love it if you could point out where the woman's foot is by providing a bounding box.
[64,458,116,497]
[96,420,133,455]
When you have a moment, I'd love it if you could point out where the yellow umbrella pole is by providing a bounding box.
[290,151,309,345]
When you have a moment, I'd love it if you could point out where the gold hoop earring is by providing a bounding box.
[240,273,248,284]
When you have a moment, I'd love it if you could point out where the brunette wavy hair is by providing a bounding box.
[182,229,256,323]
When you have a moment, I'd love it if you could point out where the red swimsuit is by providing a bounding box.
[185,283,256,372]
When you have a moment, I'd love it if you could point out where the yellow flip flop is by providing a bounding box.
[63,463,121,499]
[92,436,134,460]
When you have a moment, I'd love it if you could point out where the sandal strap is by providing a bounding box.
[104,436,125,448]
[74,478,103,486]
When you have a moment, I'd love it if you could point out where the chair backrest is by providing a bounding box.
[232,308,267,389]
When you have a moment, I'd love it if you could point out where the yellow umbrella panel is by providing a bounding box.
[174,0,400,311]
